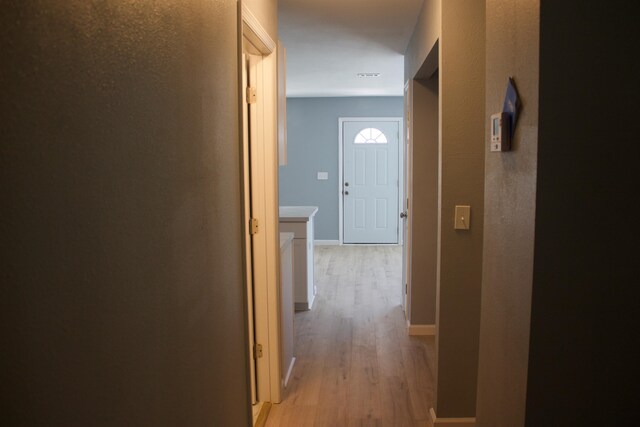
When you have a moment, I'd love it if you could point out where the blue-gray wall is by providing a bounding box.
[279,97,403,240]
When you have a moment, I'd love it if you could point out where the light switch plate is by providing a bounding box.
[317,171,328,180]
[454,205,471,230]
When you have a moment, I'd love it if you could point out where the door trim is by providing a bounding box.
[241,54,256,405]
[242,3,276,55]
[242,5,281,406]
[402,81,411,318]
[338,117,404,245]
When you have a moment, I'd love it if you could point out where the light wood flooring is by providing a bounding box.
[266,245,435,427]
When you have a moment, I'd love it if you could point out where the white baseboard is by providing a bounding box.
[284,357,296,388]
[429,408,475,426]
[315,240,340,246]
[407,321,436,336]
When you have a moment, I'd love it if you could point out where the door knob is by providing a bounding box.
[400,211,407,219]
[344,182,349,187]
[344,190,349,195]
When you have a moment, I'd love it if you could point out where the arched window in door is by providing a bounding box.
[354,127,388,144]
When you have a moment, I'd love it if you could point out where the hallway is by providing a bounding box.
[266,246,435,427]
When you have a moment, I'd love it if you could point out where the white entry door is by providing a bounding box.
[343,120,400,244]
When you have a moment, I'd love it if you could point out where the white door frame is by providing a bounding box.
[241,4,282,405]
[402,82,412,319]
[338,117,404,245]
[241,52,257,405]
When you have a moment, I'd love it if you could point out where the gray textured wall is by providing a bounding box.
[0,1,251,425]
[404,0,441,82]
[526,1,639,425]
[409,76,439,326]
[404,1,485,417]
[279,97,403,240]
[476,1,539,426]
[435,0,485,417]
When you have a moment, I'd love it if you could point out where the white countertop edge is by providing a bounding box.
[279,206,318,222]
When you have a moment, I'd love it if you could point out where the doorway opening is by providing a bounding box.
[338,117,404,245]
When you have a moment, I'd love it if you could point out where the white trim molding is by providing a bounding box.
[241,15,279,404]
[315,240,340,246]
[429,408,476,427]
[241,3,276,55]
[407,321,436,336]
[313,239,340,246]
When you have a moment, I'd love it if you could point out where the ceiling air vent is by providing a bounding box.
[356,72,381,78]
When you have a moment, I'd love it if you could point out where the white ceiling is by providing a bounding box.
[279,0,424,97]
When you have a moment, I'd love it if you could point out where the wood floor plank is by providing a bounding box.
[265,246,435,427]
[400,341,434,421]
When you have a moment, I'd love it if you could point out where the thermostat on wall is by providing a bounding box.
[490,112,511,152]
